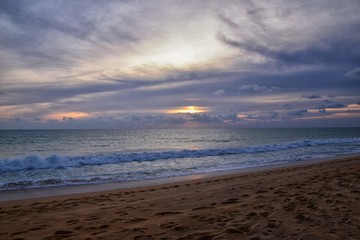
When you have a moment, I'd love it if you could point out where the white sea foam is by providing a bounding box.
[1,137,359,172]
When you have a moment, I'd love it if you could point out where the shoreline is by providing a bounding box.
[0,154,359,239]
[0,153,359,202]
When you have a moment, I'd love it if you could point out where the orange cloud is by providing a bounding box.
[295,112,360,121]
[45,112,90,120]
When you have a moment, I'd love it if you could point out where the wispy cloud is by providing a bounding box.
[345,67,360,78]
[0,0,359,128]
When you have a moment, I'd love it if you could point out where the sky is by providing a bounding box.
[0,0,360,129]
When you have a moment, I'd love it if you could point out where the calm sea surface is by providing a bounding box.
[0,128,359,190]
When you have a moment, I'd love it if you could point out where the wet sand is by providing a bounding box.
[0,155,359,240]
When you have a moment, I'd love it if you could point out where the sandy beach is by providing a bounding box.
[0,156,359,240]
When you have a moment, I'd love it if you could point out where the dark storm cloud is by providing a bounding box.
[302,94,322,99]
[316,103,347,112]
[287,109,308,116]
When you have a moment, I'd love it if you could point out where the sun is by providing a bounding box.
[166,106,208,114]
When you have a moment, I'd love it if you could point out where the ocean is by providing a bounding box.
[0,128,360,191]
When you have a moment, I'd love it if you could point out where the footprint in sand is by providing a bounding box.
[54,230,74,236]
[222,198,240,204]
[155,211,183,216]
[125,218,147,223]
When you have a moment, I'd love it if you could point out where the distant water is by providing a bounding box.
[1,128,360,191]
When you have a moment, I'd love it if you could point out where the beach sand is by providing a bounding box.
[0,156,359,240]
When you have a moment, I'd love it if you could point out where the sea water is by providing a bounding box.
[0,128,360,191]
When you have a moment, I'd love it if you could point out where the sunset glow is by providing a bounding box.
[166,106,209,114]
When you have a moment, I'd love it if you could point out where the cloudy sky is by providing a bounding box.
[0,0,359,129]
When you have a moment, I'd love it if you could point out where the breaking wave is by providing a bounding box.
[1,137,359,173]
